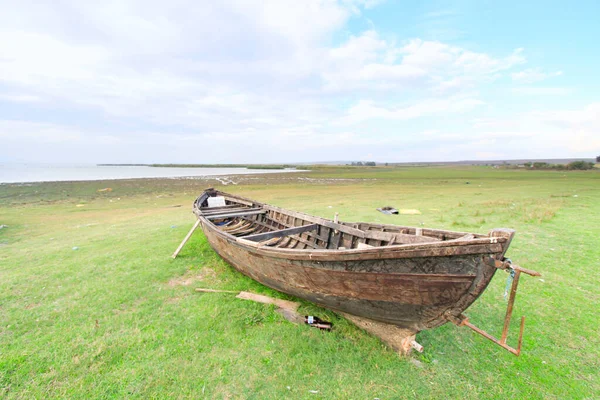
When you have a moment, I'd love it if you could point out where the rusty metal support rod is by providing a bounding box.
[457,315,524,356]
[501,269,521,343]
[451,260,538,356]
[488,258,541,277]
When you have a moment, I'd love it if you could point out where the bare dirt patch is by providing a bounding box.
[168,267,217,287]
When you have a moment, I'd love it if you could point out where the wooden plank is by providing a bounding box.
[390,232,441,244]
[258,237,282,246]
[264,205,366,237]
[310,226,319,248]
[231,226,260,236]
[243,215,328,245]
[206,209,266,220]
[263,205,439,244]
[200,204,239,211]
[220,220,248,232]
[342,220,487,240]
[171,220,200,258]
[236,291,300,311]
[489,228,515,259]
[202,207,252,216]
[222,221,252,233]
[242,224,319,242]
[335,231,343,249]
[341,313,419,356]
[223,195,253,206]
[288,234,320,249]
[278,236,293,248]
[245,241,505,261]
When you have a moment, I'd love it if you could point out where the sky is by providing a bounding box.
[0,0,599,164]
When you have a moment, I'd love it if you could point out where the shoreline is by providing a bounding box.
[97,163,303,170]
[0,167,303,185]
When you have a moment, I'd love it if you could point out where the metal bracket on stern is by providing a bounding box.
[449,257,541,356]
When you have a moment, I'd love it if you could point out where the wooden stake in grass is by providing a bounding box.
[172,220,200,258]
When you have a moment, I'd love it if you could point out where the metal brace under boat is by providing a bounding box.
[448,258,541,356]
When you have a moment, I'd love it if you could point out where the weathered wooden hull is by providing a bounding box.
[194,189,513,332]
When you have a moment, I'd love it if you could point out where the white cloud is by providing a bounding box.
[401,40,525,75]
[322,34,526,92]
[0,93,42,103]
[511,68,562,83]
[465,103,600,156]
[511,87,571,96]
[0,120,82,143]
[530,103,600,153]
[534,103,600,126]
[337,96,484,125]
[0,0,586,163]
[0,2,526,119]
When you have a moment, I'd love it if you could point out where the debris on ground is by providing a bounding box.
[236,291,299,311]
[304,315,333,330]
[195,288,329,330]
[0,224,8,229]
[342,312,422,356]
[215,177,238,186]
[377,207,422,215]
[377,206,399,215]
[97,188,112,192]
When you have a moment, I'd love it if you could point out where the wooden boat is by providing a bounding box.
[191,188,539,353]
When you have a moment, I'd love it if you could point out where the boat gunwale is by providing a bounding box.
[193,189,508,260]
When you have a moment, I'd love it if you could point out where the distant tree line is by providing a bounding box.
[523,161,596,170]
[596,155,600,163]
[350,161,376,166]
[147,164,300,170]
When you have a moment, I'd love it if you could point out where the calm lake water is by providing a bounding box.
[0,164,299,184]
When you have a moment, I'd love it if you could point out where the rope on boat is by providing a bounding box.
[503,258,515,300]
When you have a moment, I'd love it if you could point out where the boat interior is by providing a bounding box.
[196,192,487,250]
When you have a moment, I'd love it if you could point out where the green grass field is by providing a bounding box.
[1,166,598,399]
